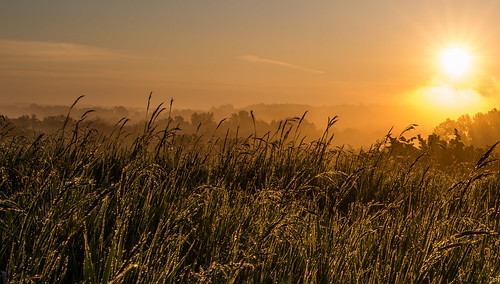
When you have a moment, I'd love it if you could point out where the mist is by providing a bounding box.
[0,99,460,148]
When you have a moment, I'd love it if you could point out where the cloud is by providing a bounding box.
[417,85,485,109]
[0,40,128,62]
[403,82,495,124]
[239,55,325,74]
[0,40,140,81]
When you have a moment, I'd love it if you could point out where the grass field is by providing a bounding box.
[1,100,500,283]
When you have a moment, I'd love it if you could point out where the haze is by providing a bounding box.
[2,0,500,137]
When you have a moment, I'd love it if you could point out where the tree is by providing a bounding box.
[433,109,500,148]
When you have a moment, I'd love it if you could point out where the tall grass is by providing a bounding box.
[0,99,499,283]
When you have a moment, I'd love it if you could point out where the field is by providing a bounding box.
[1,101,500,283]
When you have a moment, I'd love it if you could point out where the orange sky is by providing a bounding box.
[1,0,500,115]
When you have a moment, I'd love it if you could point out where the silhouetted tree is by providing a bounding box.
[434,108,500,148]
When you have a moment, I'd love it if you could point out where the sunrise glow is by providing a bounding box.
[4,2,500,281]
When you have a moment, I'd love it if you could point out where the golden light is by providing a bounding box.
[409,84,490,122]
[420,85,482,110]
[404,45,490,120]
[439,47,472,78]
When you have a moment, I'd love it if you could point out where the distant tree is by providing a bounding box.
[13,115,39,130]
[433,108,500,148]
[228,111,254,132]
[469,109,500,147]
[112,106,129,117]
[190,112,217,134]
[172,116,186,128]
[42,115,72,133]
[433,115,471,144]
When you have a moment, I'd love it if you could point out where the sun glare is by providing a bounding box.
[408,45,489,119]
[440,47,472,78]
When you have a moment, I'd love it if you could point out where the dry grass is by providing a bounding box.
[0,99,499,283]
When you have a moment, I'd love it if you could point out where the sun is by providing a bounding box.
[439,47,472,78]
[405,45,490,119]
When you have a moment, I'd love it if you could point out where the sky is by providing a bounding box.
[2,0,500,116]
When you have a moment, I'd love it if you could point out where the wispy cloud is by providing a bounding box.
[0,40,128,62]
[0,40,139,80]
[239,55,325,74]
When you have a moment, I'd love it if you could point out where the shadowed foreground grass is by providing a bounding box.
[1,102,500,283]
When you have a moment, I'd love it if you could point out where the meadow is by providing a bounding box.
[1,98,500,283]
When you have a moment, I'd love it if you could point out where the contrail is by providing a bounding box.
[239,55,325,74]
